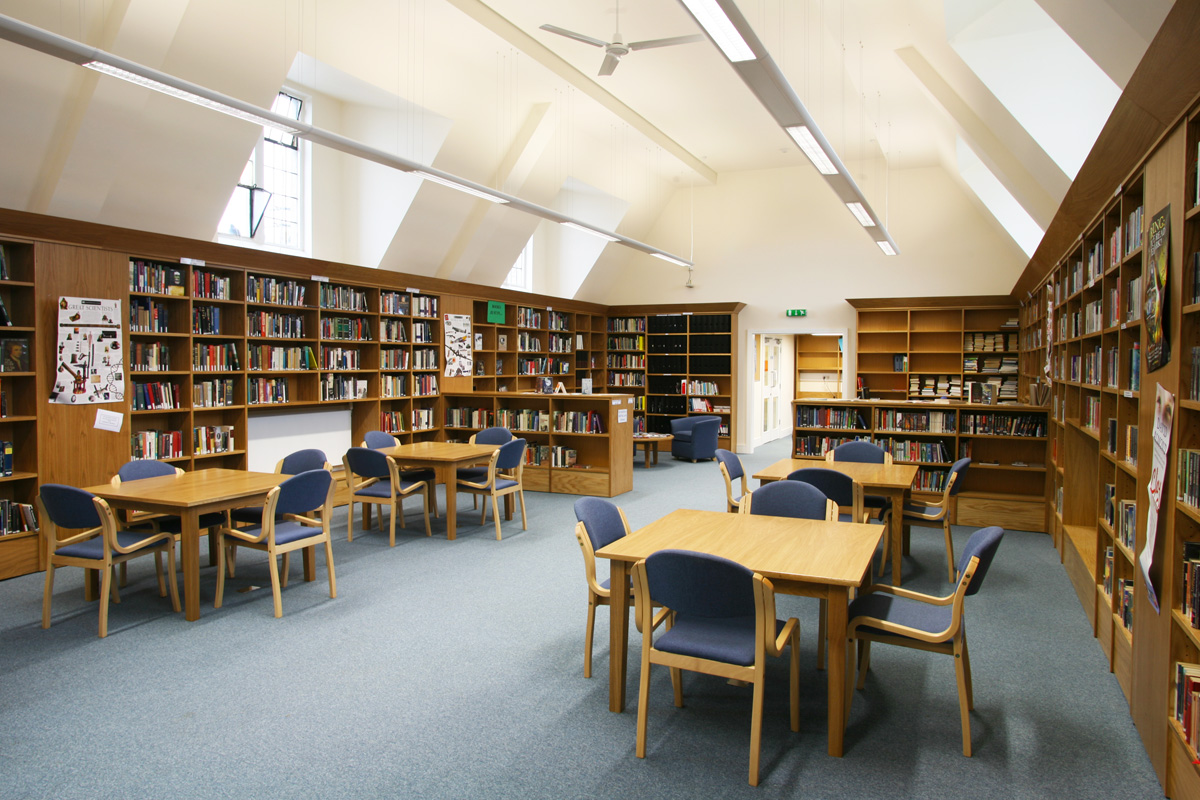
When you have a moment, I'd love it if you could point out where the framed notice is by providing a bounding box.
[1145,205,1170,372]
[51,296,124,404]
[444,313,472,377]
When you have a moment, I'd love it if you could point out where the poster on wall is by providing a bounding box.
[1144,205,1171,372]
[50,296,124,404]
[1140,383,1176,614]
[1044,289,1053,384]
[444,313,472,378]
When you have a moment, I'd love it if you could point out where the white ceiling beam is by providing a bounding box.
[442,0,716,184]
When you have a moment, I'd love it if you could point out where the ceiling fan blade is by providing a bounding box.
[539,24,607,48]
[627,34,704,51]
[598,52,621,76]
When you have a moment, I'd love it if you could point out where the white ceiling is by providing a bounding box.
[0,0,1175,294]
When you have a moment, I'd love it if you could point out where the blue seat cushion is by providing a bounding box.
[460,477,519,491]
[456,466,489,482]
[849,592,953,638]
[236,520,323,547]
[56,530,166,560]
[902,502,943,519]
[654,614,786,667]
[355,481,394,499]
[153,512,228,533]
[230,506,268,525]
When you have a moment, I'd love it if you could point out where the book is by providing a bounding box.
[580,377,593,395]
[0,244,7,280]
[166,266,186,296]
[498,334,508,350]
[0,338,28,372]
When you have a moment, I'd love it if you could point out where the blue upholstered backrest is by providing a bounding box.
[475,426,514,445]
[749,480,828,520]
[116,459,176,482]
[787,467,854,507]
[830,440,886,464]
[644,549,754,619]
[280,448,328,475]
[947,458,972,497]
[275,469,333,516]
[39,484,101,529]
[715,449,743,481]
[496,438,526,471]
[344,446,390,480]
[574,497,627,551]
[363,430,397,450]
[957,525,1004,596]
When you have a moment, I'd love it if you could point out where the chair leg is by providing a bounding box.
[480,495,488,525]
[98,565,112,638]
[280,552,290,588]
[955,638,972,756]
[388,499,397,547]
[635,659,652,759]
[267,548,284,618]
[421,486,431,537]
[214,531,227,609]
[584,597,596,679]
[118,561,128,588]
[817,598,827,670]
[788,629,800,732]
[347,501,355,543]
[110,567,121,604]
[41,564,55,629]
[518,488,527,531]
[944,518,957,584]
[749,675,765,787]
[493,491,503,540]
[226,544,238,578]
[961,632,974,710]
[671,667,684,707]
[396,496,407,529]
[154,551,166,597]
[876,519,890,577]
[324,538,337,598]
[856,640,871,689]
[164,544,180,613]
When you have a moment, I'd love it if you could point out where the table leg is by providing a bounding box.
[826,586,849,757]
[441,465,458,540]
[609,559,630,712]
[181,509,201,621]
[889,491,905,587]
[504,493,513,521]
[302,547,315,581]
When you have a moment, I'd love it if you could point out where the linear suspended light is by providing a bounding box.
[414,171,508,204]
[678,0,899,255]
[678,0,756,62]
[0,13,694,271]
[561,221,620,242]
[786,126,837,175]
[846,202,875,227]
[877,240,897,256]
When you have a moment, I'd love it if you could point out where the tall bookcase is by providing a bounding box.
[468,301,606,394]
[0,241,39,578]
[795,334,843,399]
[791,398,1048,531]
[851,299,1020,402]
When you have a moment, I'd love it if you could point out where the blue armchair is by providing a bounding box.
[670,415,720,461]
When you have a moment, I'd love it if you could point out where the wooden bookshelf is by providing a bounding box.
[792,398,1048,532]
[850,299,1020,403]
[795,334,843,399]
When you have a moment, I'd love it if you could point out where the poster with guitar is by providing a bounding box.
[50,296,124,404]
[1145,205,1170,372]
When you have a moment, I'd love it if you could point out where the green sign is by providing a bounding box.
[487,301,506,324]
[786,309,808,317]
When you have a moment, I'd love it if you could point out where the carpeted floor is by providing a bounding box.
[0,437,1162,798]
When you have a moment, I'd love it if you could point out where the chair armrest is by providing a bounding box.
[772,617,799,656]
[52,527,104,547]
[220,525,268,545]
[858,582,955,605]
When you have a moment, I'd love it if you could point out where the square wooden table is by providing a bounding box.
[753,459,919,586]
[377,441,499,540]
[632,433,672,468]
[595,508,883,757]
[84,468,287,621]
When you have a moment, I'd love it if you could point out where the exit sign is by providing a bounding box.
[786,309,807,317]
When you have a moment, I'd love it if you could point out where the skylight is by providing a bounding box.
[957,137,1044,257]
[946,0,1121,178]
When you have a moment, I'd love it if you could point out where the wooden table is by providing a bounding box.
[596,508,883,757]
[84,469,287,622]
[753,459,919,586]
[632,434,672,468]
[377,441,498,540]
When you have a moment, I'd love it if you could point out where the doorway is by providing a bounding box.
[747,329,846,451]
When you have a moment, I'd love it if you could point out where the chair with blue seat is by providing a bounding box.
[363,430,439,518]
[342,446,431,544]
[214,469,337,618]
[670,415,720,461]
[716,449,748,513]
[740,479,837,520]
[37,483,180,638]
[460,427,514,508]
[849,525,1005,756]
[632,548,801,787]
[827,440,894,575]
[457,438,528,540]
[902,457,972,583]
[573,496,635,678]
[786,467,864,523]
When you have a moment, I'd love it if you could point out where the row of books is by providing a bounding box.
[516,307,542,328]
[129,297,170,333]
[194,378,235,408]
[1179,450,1200,510]
[193,305,223,335]
[796,407,868,430]
[247,275,306,306]
[194,269,232,300]
[381,349,410,370]
[908,374,962,398]
[380,291,411,316]
[381,375,408,398]
[131,341,170,372]
[793,435,861,458]
[320,374,369,401]
[132,429,183,459]
[495,408,551,433]
[323,347,360,370]
[0,499,36,536]
[248,377,290,405]
[412,408,436,431]
[518,333,543,352]
[381,319,409,343]
[132,381,181,411]
[413,321,435,343]
[413,348,438,370]
[1192,346,1200,402]
[962,332,1017,352]
[446,407,491,429]
[959,412,1046,437]
[876,409,956,433]
[548,311,571,331]
[547,334,574,353]
[877,437,950,464]
[248,345,318,371]
[609,371,646,387]
[248,311,305,338]
[194,424,235,455]
[412,374,438,396]
[130,259,185,295]
[320,316,372,341]
[607,354,645,369]
[193,343,240,372]
[318,283,368,312]
[608,317,646,333]
[1174,661,1200,751]
[962,356,1018,374]
[608,335,645,351]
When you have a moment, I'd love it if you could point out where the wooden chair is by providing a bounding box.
[37,483,180,638]
[849,525,1004,756]
[572,497,634,678]
[632,548,800,787]
[827,441,894,575]
[227,448,330,577]
[461,427,514,509]
[457,438,527,540]
[740,479,837,520]
[902,457,971,583]
[363,430,439,517]
[342,446,431,544]
[214,469,337,618]
[715,448,748,513]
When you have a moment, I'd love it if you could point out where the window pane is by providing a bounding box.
[218,185,250,238]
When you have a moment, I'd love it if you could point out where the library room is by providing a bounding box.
[0,0,1193,796]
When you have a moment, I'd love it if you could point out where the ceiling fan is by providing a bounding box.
[539,3,703,77]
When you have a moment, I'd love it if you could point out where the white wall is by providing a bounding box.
[579,163,1026,451]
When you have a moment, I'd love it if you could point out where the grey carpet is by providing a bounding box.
[0,437,1160,798]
